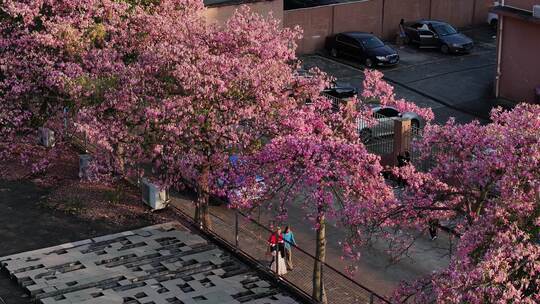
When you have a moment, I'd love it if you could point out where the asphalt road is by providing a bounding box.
[301,25,498,125]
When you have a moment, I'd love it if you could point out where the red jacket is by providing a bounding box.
[268,233,283,245]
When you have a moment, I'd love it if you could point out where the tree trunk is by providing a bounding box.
[312,213,327,303]
[195,167,211,230]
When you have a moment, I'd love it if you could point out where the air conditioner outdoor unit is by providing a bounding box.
[38,127,55,148]
[534,5,540,18]
[79,154,92,179]
[140,178,168,210]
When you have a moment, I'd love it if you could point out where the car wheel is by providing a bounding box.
[441,44,450,54]
[365,58,374,68]
[330,47,339,58]
[403,35,411,45]
[359,128,373,144]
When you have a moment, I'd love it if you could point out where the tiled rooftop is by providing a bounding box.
[0,222,299,304]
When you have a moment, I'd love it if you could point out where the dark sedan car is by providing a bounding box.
[403,20,474,54]
[326,32,399,68]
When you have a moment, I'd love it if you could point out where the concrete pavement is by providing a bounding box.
[302,25,498,124]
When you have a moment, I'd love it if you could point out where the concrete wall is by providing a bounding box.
[498,17,540,103]
[285,0,494,54]
[204,0,284,26]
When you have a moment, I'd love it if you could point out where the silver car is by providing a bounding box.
[358,106,424,144]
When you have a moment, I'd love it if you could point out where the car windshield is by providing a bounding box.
[360,36,384,49]
[433,24,457,36]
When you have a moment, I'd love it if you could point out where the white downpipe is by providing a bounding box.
[495,0,504,97]
[495,16,504,97]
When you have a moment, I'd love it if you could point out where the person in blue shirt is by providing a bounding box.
[282,225,297,270]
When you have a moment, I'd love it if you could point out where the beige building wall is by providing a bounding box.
[204,0,284,26]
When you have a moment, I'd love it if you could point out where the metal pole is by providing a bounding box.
[235,210,239,249]
[63,107,68,137]
[276,245,279,277]
[83,132,88,152]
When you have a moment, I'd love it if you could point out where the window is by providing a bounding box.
[432,23,457,36]
[376,108,400,118]
[336,35,357,46]
[359,36,384,49]
[419,30,434,36]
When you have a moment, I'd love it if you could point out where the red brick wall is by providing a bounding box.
[431,0,475,27]
[333,0,383,36]
[382,0,430,39]
[285,0,495,54]
[473,0,496,24]
[499,17,540,103]
[283,6,333,54]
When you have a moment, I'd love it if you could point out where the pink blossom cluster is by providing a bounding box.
[390,104,540,303]
[361,69,434,121]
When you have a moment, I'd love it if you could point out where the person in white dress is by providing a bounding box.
[268,227,287,275]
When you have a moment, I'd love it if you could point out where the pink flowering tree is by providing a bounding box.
[375,104,540,303]
[0,0,160,174]
[227,135,394,302]
[67,0,332,229]
[224,69,441,302]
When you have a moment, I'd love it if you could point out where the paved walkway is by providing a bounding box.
[168,191,450,301]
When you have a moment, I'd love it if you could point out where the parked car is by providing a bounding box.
[488,1,500,27]
[322,84,358,99]
[326,32,400,68]
[402,20,474,54]
[358,106,424,144]
[317,82,357,111]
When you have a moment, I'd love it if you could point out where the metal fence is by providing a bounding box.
[405,126,436,172]
[321,93,396,157]
[359,113,395,157]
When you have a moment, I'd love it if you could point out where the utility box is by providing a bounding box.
[79,154,92,179]
[38,127,55,148]
[140,178,168,210]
